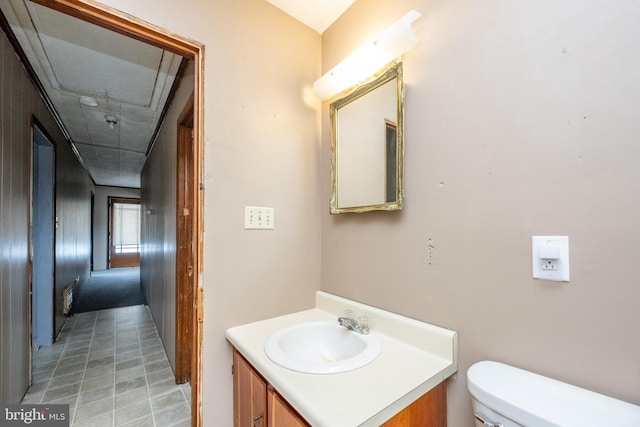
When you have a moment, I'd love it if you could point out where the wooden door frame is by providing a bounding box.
[175,95,194,384]
[29,1,205,425]
[30,118,57,350]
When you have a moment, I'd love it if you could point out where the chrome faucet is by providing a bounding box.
[338,311,370,334]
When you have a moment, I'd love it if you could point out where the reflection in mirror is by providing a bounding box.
[330,62,403,214]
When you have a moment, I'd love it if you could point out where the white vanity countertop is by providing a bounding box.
[226,291,458,427]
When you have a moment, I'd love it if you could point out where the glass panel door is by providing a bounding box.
[109,198,141,268]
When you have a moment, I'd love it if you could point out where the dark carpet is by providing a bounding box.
[72,267,147,314]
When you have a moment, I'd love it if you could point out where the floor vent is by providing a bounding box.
[63,285,73,314]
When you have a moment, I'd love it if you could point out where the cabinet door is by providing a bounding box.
[267,386,309,427]
[381,381,447,427]
[234,350,267,427]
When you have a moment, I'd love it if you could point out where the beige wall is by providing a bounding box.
[96,0,322,425]
[1,26,94,403]
[85,1,640,426]
[201,3,321,424]
[320,1,640,425]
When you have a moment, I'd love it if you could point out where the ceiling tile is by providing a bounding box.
[1,0,184,188]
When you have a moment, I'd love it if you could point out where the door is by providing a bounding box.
[234,350,267,427]
[109,198,141,268]
[267,387,309,427]
[175,96,194,383]
[90,191,94,271]
[31,123,55,348]
[28,2,204,424]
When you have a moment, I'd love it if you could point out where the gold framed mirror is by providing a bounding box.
[330,62,404,214]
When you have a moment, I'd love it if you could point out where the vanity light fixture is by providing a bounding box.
[104,114,118,129]
[313,9,422,100]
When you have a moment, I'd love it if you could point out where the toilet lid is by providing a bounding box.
[467,361,640,427]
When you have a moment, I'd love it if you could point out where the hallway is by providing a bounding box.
[21,305,191,427]
[72,268,146,314]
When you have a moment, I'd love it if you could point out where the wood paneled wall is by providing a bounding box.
[140,61,194,371]
[1,26,32,404]
[1,26,93,403]
[54,137,93,334]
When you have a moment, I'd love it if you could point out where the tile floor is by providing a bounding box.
[21,305,191,427]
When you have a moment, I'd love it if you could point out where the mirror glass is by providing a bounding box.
[330,62,403,214]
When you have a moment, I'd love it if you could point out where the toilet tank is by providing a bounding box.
[467,361,640,427]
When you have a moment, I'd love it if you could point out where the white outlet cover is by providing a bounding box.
[532,236,570,282]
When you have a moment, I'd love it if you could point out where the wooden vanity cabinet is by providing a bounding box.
[267,386,309,427]
[234,350,309,427]
[233,349,266,426]
[233,349,446,426]
[380,381,446,426]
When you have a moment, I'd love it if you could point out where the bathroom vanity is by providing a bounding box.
[233,350,309,426]
[226,291,458,427]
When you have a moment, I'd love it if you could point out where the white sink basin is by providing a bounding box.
[264,322,381,374]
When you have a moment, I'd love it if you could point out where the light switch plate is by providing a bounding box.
[244,206,274,230]
[532,236,570,282]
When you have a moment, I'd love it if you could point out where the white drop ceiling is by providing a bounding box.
[1,0,183,188]
[1,0,353,187]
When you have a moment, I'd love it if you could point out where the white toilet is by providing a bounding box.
[467,360,640,426]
